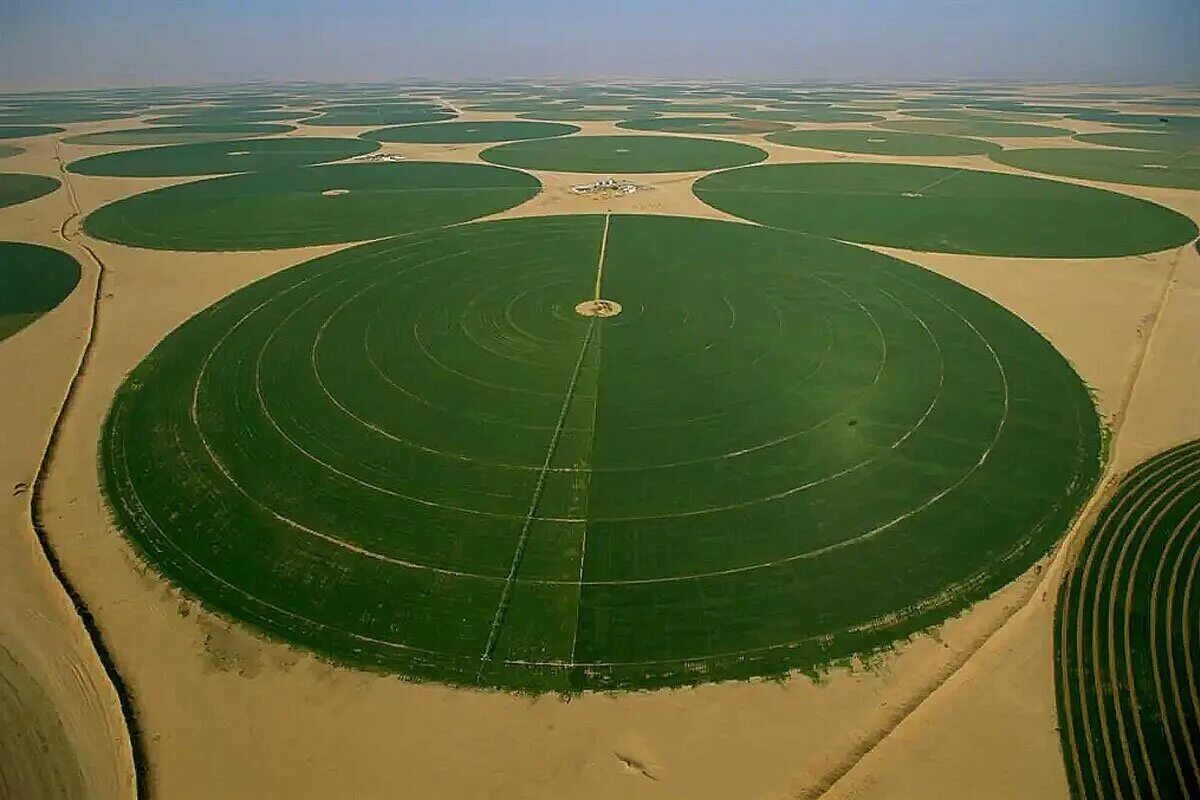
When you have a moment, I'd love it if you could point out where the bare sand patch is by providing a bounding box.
[574,298,622,317]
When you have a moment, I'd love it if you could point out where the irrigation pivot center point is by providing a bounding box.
[575,298,622,317]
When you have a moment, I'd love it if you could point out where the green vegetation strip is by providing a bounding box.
[145,109,306,125]
[991,147,1200,191]
[481,134,766,173]
[362,120,579,144]
[0,145,21,158]
[735,108,885,123]
[876,118,1071,138]
[0,242,81,341]
[83,161,539,250]
[765,129,1000,156]
[101,214,1101,691]
[63,123,297,146]
[302,108,456,126]
[516,109,645,121]
[0,125,64,140]
[0,173,60,209]
[617,116,789,134]
[694,163,1197,257]
[1055,439,1200,800]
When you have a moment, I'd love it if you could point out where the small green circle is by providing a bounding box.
[617,116,790,134]
[362,120,579,144]
[481,134,767,173]
[694,162,1197,257]
[0,173,60,209]
[67,137,378,177]
[83,161,541,251]
[766,129,1000,156]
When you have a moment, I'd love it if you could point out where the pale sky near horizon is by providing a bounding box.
[1,0,1198,90]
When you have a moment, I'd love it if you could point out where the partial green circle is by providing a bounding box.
[694,162,1197,257]
[617,116,789,134]
[736,108,885,123]
[0,125,64,140]
[362,120,579,144]
[0,242,82,341]
[82,161,540,251]
[67,137,377,177]
[991,147,1200,190]
[100,214,1101,691]
[0,173,60,209]
[766,129,1000,156]
[481,134,766,173]
[63,123,297,146]
[0,145,22,158]
[1073,131,1200,153]
[876,118,1071,138]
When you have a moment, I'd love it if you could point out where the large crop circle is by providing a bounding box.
[63,123,298,146]
[103,214,1101,691]
[66,137,377,177]
[481,134,766,173]
[82,161,540,251]
[694,163,1198,257]
[765,129,1000,156]
[991,147,1200,190]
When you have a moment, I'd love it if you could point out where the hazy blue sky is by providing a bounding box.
[2,0,1198,88]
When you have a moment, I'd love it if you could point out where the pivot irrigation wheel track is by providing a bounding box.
[1056,439,1200,800]
[102,214,1102,692]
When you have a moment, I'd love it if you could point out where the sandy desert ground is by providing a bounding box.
[1,85,1197,800]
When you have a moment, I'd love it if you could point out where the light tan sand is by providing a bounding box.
[2,93,1198,800]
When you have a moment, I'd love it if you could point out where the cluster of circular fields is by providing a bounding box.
[101,214,1103,691]
[1056,439,1200,800]
[0,242,81,341]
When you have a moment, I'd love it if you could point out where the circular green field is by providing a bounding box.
[0,125,64,140]
[63,123,297,146]
[616,116,789,134]
[362,120,579,144]
[67,137,377,177]
[481,135,766,173]
[1073,131,1200,153]
[1067,111,1200,130]
[694,163,1197,257]
[1055,439,1200,800]
[0,242,81,341]
[736,108,885,123]
[0,173,60,209]
[765,129,1000,156]
[82,161,539,251]
[302,108,456,126]
[0,145,21,158]
[991,148,1200,190]
[101,214,1102,691]
[876,118,1071,138]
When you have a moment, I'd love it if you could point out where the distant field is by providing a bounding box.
[102,214,1102,691]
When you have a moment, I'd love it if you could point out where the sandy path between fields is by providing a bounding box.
[3,94,1198,800]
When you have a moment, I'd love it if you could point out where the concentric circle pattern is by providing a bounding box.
[82,161,540,251]
[103,214,1102,691]
[694,163,1198,257]
[480,134,767,173]
[66,137,378,177]
[1056,439,1200,800]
